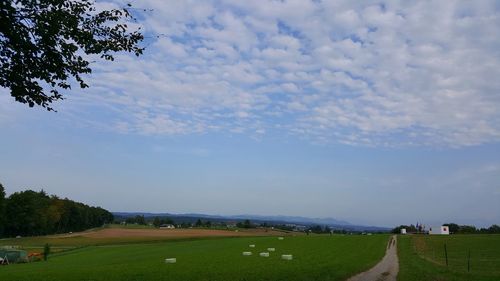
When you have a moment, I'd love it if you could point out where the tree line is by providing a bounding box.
[0,183,113,238]
[392,223,500,234]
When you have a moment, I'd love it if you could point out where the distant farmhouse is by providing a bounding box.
[226,222,237,228]
[159,224,175,229]
[399,223,449,235]
[429,225,449,235]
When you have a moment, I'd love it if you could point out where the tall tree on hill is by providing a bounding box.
[0,0,144,111]
[5,190,51,236]
[2,186,113,237]
[0,182,6,236]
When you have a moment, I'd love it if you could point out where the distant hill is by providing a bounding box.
[112,212,390,232]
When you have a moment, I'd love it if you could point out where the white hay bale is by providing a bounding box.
[281,254,293,260]
[259,252,270,257]
[249,244,255,248]
[165,258,177,263]
[278,237,284,240]
[242,251,252,256]
[267,248,275,251]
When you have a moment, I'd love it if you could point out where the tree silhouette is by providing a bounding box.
[0,0,144,111]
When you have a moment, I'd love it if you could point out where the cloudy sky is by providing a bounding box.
[1,0,500,227]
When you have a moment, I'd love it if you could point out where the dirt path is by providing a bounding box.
[346,235,399,281]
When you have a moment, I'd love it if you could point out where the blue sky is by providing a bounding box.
[1,0,500,227]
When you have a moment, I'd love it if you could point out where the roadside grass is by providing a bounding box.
[398,234,500,281]
[0,235,389,281]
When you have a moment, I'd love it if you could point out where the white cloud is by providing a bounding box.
[10,0,498,147]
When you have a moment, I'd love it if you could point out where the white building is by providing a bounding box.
[160,224,175,229]
[400,228,407,234]
[429,225,449,235]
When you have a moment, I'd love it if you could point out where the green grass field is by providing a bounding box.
[0,234,388,281]
[398,234,500,281]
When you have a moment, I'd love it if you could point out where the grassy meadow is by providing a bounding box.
[398,234,500,281]
[0,233,389,281]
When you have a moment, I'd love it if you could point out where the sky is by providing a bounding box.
[1,0,500,228]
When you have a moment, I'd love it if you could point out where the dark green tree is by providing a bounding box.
[43,243,51,261]
[204,220,212,228]
[307,225,324,234]
[391,225,417,234]
[242,219,252,229]
[458,225,477,234]
[153,217,161,228]
[0,0,143,110]
[5,190,51,236]
[488,224,500,234]
[195,219,203,227]
[134,215,146,225]
[125,217,135,224]
[3,188,113,237]
[161,217,174,225]
[443,223,460,234]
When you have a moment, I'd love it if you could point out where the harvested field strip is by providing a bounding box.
[0,227,293,248]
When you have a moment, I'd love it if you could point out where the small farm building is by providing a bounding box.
[429,225,449,235]
[160,224,175,229]
[400,228,407,234]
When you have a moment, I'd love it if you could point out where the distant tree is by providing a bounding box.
[161,217,174,225]
[236,219,252,229]
[443,223,460,234]
[43,243,51,261]
[0,0,144,111]
[134,215,146,225]
[245,219,252,228]
[0,183,5,236]
[488,224,500,234]
[153,217,161,228]
[195,219,203,227]
[458,225,477,234]
[324,226,331,233]
[205,220,212,228]
[308,225,324,234]
[180,222,191,228]
[391,225,404,234]
[391,225,417,234]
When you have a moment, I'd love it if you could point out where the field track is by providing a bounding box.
[347,235,399,281]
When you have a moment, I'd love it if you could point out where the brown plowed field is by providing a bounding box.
[56,228,289,239]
